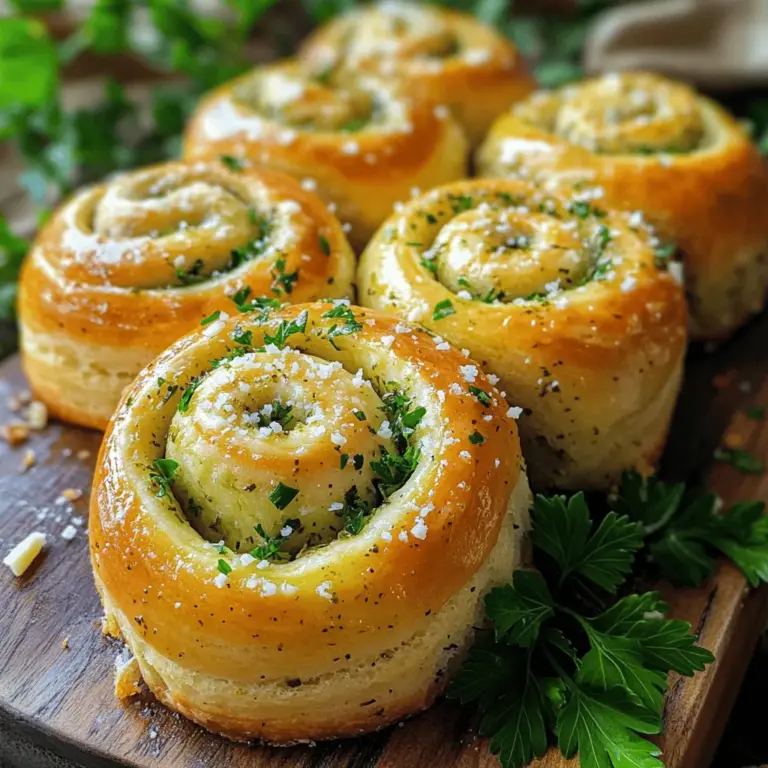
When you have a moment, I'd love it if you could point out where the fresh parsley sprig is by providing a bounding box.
[449,490,715,768]
[612,470,768,587]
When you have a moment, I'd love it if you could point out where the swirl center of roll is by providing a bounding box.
[344,2,458,61]
[433,204,591,301]
[235,69,375,132]
[82,167,277,290]
[165,348,396,555]
[554,73,704,154]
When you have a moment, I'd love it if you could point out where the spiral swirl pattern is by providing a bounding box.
[299,1,535,147]
[18,161,355,429]
[477,72,768,338]
[183,59,468,249]
[358,178,688,490]
[90,302,528,742]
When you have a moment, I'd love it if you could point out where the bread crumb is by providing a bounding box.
[3,531,46,576]
[62,488,82,502]
[102,613,122,639]
[20,449,36,472]
[76,449,92,461]
[1,423,30,446]
[25,401,48,430]
[8,390,31,412]
[114,649,142,699]
[62,637,70,650]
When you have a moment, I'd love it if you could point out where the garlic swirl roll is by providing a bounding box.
[182,59,468,249]
[18,161,354,430]
[358,179,687,490]
[477,72,768,339]
[299,0,535,147]
[90,302,530,743]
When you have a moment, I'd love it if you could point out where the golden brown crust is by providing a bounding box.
[90,302,530,742]
[477,72,768,339]
[182,59,469,249]
[357,178,688,490]
[299,2,535,147]
[18,161,355,430]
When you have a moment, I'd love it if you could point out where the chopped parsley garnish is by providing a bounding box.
[594,223,612,252]
[149,458,179,498]
[263,310,308,349]
[433,298,456,320]
[177,378,202,413]
[340,118,367,132]
[336,486,372,535]
[340,453,349,469]
[201,310,220,326]
[229,213,272,269]
[449,193,473,214]
[747,406,766,420]
[371,444,421,498]
[251,520,298,562]
[232,326,253,346]
[654,243,676,266]
[176,258,205,285]
[714,447,765,474]
[480,287,504,303]
[210,346,250,369]
[217,558,232,575]
[469,430,486,444]
[318,234,330,256]
[270,258,299,295]
[220,154,245,172]
[252,400,293,430]
[421,257,438,274]
[268,482,299,510]
[381,389,426,449]
[469,385,491,406]
[353,409,366,421]
[568,200,592,219]
[322,303,363,348]
[230,286,281,315]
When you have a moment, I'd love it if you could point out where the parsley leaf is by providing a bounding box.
[322,303,362,349]
[148,457,179,498]
[263,309,308,349]
[220,154,245,172]
[251,521,296,562]
[714,447,765,474]
[370,445,420,498]
[557,685,663,768]
[485,572,554,648]
[336,486,372,536]
[433,298,456,320]
[268,481,298,510]
[613,471,768,587]
[532,493,643,593]
[270,257,298,295]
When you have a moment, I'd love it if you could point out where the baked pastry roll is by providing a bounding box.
[90,302,530,742]
[299,0,535,147]
[358,178,687,490]
[18,161,354,430]
[477,71,768,339]
[183,59,468,249]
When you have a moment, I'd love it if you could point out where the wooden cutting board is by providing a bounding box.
[1,308,768,768]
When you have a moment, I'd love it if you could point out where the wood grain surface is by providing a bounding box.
[1,309,768,768]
